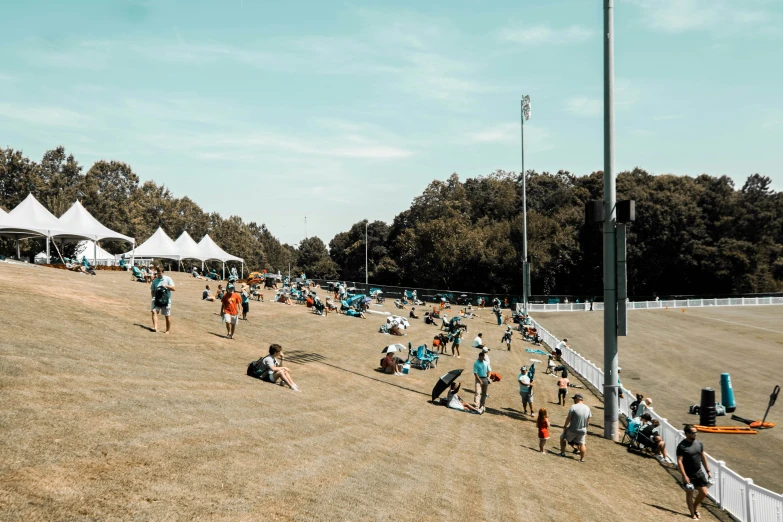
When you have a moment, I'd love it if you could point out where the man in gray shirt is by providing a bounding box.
[559,393,592,462]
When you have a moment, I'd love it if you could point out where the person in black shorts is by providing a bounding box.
[676,424,712,520]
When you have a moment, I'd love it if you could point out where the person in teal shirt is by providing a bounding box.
[240,286,250,320]
[473,351,489,413]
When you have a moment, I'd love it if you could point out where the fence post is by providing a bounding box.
[743,477,754,521]
[716,460,725,509]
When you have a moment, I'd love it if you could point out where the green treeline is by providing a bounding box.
[330,170,782,297]
[2,147,780,296]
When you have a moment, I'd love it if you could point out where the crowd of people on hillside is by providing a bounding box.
[136,270,707,518]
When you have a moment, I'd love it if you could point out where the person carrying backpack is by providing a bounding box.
[150,268,176,333]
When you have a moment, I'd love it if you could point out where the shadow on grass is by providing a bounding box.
[643,503,690,518]
[209,332,229,339]
[134,323,156,332]
[314,360,431,397]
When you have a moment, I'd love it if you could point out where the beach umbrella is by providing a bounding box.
[382,344,406,354]
[362,297,372,304]
[449,316,462,325]
[431,369,464,401]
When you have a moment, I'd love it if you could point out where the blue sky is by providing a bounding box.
[1,0,781,245]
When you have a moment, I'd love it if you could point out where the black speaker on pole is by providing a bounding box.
[617,200,636,223]
[585,200,604,224]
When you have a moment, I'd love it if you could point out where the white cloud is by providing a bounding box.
[624,0,769,33]
[465,122,554,152]
[498,25,594,45]
[468,123,518,144]
[565,97,602,117]
[0,103,91,128]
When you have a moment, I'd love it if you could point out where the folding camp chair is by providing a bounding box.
[408,344,439,370]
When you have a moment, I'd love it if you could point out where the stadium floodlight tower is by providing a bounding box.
[520,95,532,316]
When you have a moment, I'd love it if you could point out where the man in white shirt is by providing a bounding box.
[472,333,485,349]
[555,338,569,359]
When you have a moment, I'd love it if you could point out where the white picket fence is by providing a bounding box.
[525,296,783,312]
[530,318,783,522]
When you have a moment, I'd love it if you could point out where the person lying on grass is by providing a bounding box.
[261,344,300,392]
[446,382,479,413]
[381,352,405,375]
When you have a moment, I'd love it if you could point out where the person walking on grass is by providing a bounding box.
[220,284,242,339]
[518,366,535,416]
[537,408,551,454]
[150,268,175,334]
[451,328,462,358]
[677,424,712,520]
[240,285,250,320]
[559,393,591,462]
[557,370,569,405]
[261,344,300,392]
[472,351,489,414]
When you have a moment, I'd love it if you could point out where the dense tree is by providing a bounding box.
[330,170,782,296]
[0,147,292,272]
[2,145,780,295]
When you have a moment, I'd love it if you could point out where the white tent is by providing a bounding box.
[198,234,244,279]
[0,193,86,262]
[58,200,134,243]
[174,231,205,261]
[56,200,135,264]
[122,227,180,261]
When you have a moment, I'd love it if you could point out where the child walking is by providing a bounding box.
[537,408,551,453]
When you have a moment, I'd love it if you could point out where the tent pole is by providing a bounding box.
[222,261,225,281]
[46,235,50,264]
[241,262,244,279]
[94,240,97,267]
[130,242,135,267]
[16,239,20,259]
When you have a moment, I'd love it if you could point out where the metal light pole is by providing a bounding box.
[365,221,369,288]
[521,95,531,315]
[603,0,619,441]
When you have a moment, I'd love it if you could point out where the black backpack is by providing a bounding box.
[247,357,267,378]
[154,284,170,307]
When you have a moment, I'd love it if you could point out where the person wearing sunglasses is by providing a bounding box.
[676,425,712,520]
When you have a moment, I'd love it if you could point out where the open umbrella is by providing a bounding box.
[362,297,373,304]
[431,369,464,401]
[382,344,406,354]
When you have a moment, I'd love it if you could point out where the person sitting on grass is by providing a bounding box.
[381,352,405,375]
[472,333,486,350]
[326,297,338,313]
[409,307,418,319]
[261,344,300,392]
[346,306,366,319]
[216,284,225,300]
[202,284,216,302]
[446,382,480,413]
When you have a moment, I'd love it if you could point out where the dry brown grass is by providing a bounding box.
[534,306,783,493]
[0,263,730,521]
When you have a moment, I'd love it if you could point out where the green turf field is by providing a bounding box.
[533,305,783,493]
